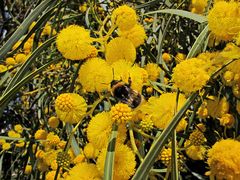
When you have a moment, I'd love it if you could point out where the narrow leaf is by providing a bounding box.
[104,123,118,180]
[187,25,209,59]
[144,9,207,23]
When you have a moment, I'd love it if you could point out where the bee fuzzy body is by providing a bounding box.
[111,80,142,108]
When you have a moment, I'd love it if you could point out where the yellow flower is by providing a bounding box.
[111,59,132,81]
[207,139,240,180]
[118,24,146,47]
[97,143,136,180]
[56,25,97,60]
[46,171,60,180]
[0,65,7,73]
[175,53,186,63]
[184,140,206,160]
[73,154,85,164]
[34,129,48,140]
[105,37,136,65]
[15,53,27,64]
[110,103,133,124]
[78,58,113,92]
[56,151,71,168]
[24,165,32,175]
[0,139,6,145]
[5,57,16,66]
[87,112,112,149]
[207,1,240,41]
[206,96,229,118]
[219,113,235,128]
[159,147,174,166]
[65,162,101,180]
[83,143,99,159]
[162,52,171,63]
[55,93,87,124]
[145,63,161,81]
[8,130,21,138]
[140,93,187,131]
[48,116,59,128]
[190,0,208,14]
[111,5,137,30]
[45,132,61,147]
[2,143,11,150]
[14,124,23,133]
[222,70,235,86]
[140,115,154,132]
[129,65,148,92]
[189,130,206,146]
[172,58,210,93]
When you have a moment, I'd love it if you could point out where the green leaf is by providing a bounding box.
[3,36,56,95]
[0,154,3,179]
[187,25,209,59]
[144,9,207,23]
[104,123,118,180]
[0,0,57,59]
[0,58,59,111]
[132,93,198,180]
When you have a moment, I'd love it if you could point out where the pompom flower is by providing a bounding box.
[111,5,137,30]
[206,96,229,118]
[56,25,97,60]
[207,1,240,41]
[65,162,101,180]
[48,116,59,128]
[207,139,240,180]
[97,143,136,180]
[110,103,133,124]
[172,58,210,93]
[144,63,161,81]
[105,37,136,65]
[184,140,206,160]
[55,93,87,124]
[78,58,113,92]
[139,93,187,131]
[118,24,147,47]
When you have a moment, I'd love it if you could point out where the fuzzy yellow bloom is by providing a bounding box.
[129,65,148,92]
[8,130,21,138]
[222,70,235,86]
[105,37,136,65]
[145,63,161,81]
[87,112,113,149]
[83,143,99,159]
[172,58,210,93]
[206,96,229,118]
[5,57,16,66]
[139,93,187,131]
[46,171,60,180]
[0,139,6,145]
[56,25,97,60]
[208,1,240,41]
[162,52,171,62]
[48,116,59,128]
[34,129,48,140]
[73,154,85,164]
[66,162,101,180]
[78,58,113,92]
[97,143,136,180]
[111,5,137,30]
[56,151,71,168]
[2,143,11,150]
[14,124,23,133]
[184,140,206,160]
[190,0,208,14]
[118,24,146,47]
[24,165,32,175]
[197,102,208,118]
[55,93,87,124]
[0,65,7,73]
[110,103,133,124]
[15,53,27,64]
[219,113,235,128]
[159,148,173,166]
[45,132,61,147]
[208,139,240,180]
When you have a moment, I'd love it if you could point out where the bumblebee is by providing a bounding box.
[111,79,143,108]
